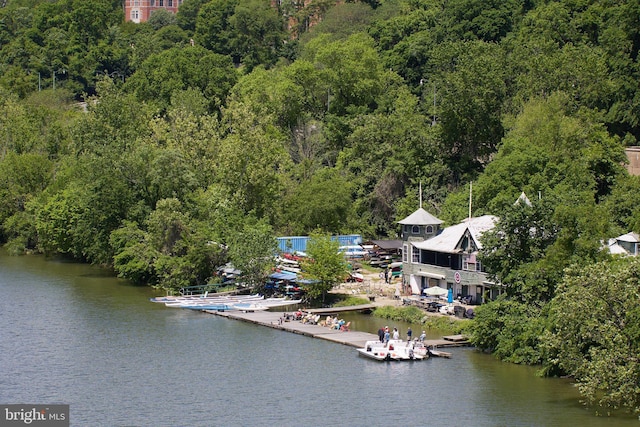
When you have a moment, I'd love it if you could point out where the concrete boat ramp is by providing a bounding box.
[203,308,467,356]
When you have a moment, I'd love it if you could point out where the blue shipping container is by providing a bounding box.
[277,235,362,253]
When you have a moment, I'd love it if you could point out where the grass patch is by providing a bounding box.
[333,296,370,307]
[373,305,469,335]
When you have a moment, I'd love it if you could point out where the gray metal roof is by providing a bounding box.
[411,215,497,253]
[398,208,443,225]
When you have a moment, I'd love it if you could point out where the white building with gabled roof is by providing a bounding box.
[400,207,500,304]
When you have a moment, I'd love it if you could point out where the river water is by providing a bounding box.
[0,251,637,426]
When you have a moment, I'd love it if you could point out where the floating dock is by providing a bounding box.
[202,308,469,354]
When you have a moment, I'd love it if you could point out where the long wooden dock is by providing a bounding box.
[202,309,469,353]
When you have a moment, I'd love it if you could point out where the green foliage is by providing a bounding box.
[195,0,286,70]
[280,168,354,235]
[373,305,466,334]
[544,258,640,414]
[300,232,348,302]
[147,8,177,30]
[110,199,227,291]
[124,46,237,114]
[479,198,559,302]
[332,296,370,307]
[374,305,426,323]
[468,297,546,365]
[227,219,277,290]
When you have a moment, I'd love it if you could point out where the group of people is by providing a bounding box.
[379,267,393,284]
[321,315,346,330]
[377,326,427,344]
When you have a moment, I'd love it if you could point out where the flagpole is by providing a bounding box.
[468,181,472,220]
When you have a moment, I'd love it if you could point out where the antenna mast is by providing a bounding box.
[419,181,423,209]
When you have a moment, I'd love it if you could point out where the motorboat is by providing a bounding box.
[356,339,427,361]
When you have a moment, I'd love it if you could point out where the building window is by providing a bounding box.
[412,225,420,234]
[412,246,420,263]
[159,0,163,6]
[150,0,155,5]
[426,225,433,233]
[133,0,139,5]
[168,0,173,6]
[462,253,481,271]
[130,9,139,21]
[402,244,408,263]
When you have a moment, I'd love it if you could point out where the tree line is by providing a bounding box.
[1,0,640,413]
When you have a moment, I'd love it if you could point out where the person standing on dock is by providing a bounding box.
[384,328,390,344]
[407,327,412,342]
[392,328,399,340]
[419,331,426,342]
[378,326,385,343]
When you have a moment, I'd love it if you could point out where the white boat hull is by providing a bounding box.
[356,340,427,361]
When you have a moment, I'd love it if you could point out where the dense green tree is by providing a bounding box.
[176,0,209,32]
[441,94,627,223]
[479,197,559,303]
[111,198,226,291]
[215,101,290,221]
[301,33,384,115]
[299,232,348,302]
[0,152,52,246]
[339,79,445,235]
[468,297,546,365]
[545,257,640,414]
[603,174,640,234]
[279,168,354,235]
[430,40,508,179]
[439,0,527,42]
[227,219,277,291]
[228,0,286,71]
[147,8,177,30]
[194,0,238,56]
[124,46,237,113]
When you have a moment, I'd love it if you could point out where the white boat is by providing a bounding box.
[151,293,263,303]
[258,298,302,308]
[231,302,269,312]
[159,294,264,307]
[356,339,427,361]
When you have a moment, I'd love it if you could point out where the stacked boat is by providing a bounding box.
[150,293,302,312]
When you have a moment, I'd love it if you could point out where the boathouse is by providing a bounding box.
[399,208,499,305]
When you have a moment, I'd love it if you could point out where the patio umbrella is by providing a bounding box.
[423,286,448,297]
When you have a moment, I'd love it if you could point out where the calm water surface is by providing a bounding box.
[0,252,637,426]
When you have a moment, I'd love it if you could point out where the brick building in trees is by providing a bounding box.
[124,0,182,23]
